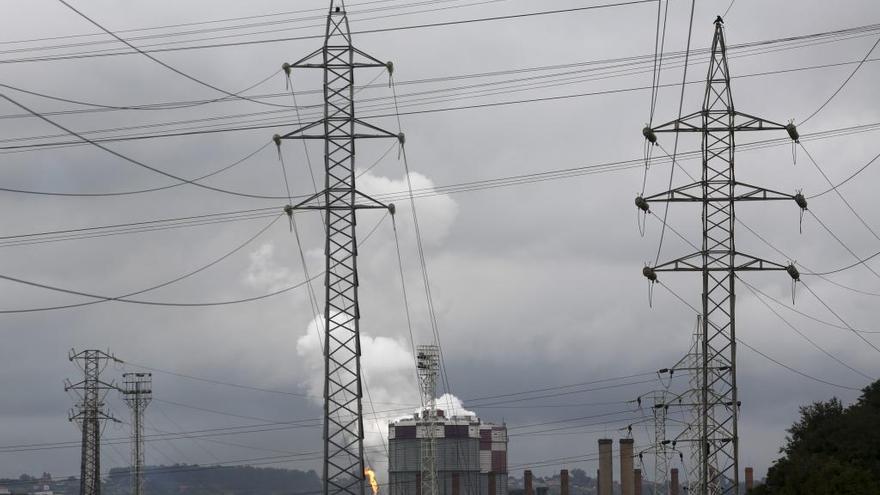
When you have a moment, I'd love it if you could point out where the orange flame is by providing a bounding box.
[364,468,379,495]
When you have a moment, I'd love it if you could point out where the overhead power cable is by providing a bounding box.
[654,281,861,391]
[1,120,877,251]
[800,34,880,125]
[3,3,874,66]
[738,278,874,380]
[2,0,657,64]
[0,211,388,312]
[11,52,876,157]
[55,0,296,109]
[3,24,877,122]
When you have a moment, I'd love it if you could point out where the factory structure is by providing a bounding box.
[388,409,508,495]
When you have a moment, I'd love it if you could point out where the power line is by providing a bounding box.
[54,0,298,110]
[0,0,658,65]
[800,34,880,125]
[654,281,861,391]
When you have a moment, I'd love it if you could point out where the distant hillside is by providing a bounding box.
[104,465,322,495]
[1,465,321,495]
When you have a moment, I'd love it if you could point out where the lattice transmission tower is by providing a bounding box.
[123,373,153,495]
[65,349,120,495]
[417,345,440,495]
[278,2,399,494]
[639,17,803,495]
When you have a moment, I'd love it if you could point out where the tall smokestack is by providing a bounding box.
[745,467,754,491]
[619,439,634,495]
[670,468,679,495]
[524,470,533,495]
[599,439,613,495]
[634,469,642,495]
[560,469,569,495]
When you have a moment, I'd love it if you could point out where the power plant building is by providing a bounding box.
[388,410,508,495]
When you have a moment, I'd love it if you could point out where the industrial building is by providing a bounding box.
[388,409,508,495]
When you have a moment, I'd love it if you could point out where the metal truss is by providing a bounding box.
[280,3,398,494]
[65,349,120,495]
[417,345,440,495]
[123,373,153,495]
[640,17,802,495]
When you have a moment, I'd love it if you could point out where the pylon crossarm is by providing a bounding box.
[652,251,788,272]
[288,48,386,69]
[651,110,704,133]
[645,181,799,203]
[282,118,398,140]
[731,111,786,131]
[648,110,787,134]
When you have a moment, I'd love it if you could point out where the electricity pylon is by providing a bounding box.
[639,17,803,495]
[278,2,399,494]
[417,345,440,495]
[123,373,152,495]
[65,349,120,495]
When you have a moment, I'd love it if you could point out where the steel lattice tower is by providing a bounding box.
[123,373,152,495]
[279,3,398,494]
[417,345,440,495]
[66,350,120,495]
[640,17,802,495]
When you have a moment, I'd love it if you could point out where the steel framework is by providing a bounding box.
[66,349,120,495]
[123,373,153,495]
[417,345,440,495]
[280,3,398,494]
[640,17,802,495]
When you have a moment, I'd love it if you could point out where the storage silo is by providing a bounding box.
[388,410,507,495]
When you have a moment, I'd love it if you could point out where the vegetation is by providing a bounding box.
[752,380,880,495]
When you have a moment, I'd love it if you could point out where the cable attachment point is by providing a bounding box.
[794,191,808,233]
[284,204,294,232]
[642,125,657,145]
[388,203,396,216]
[397,132,406,159]
[785,121,800,143]
[386,61,394,87]
[273,134,283,159]
[643,265,657,307]
[635,195,650,237]
[786,262,801,304]
[787,120,800,165]
[282,63,292,89]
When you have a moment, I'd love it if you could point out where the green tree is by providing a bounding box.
[751,380,880,494]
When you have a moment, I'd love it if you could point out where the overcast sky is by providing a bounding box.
[1,0,880,489]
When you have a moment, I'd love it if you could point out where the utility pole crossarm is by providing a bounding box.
[281,119,401,141]
[643,181,802,203]
[649,251,790,273]
[649,110,787,134]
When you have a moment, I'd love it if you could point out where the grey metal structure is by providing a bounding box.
[65,349,120,495]
[640,17,802,495]
[123,373,153,495]
[279,2,398,494]
[418,345,441,495]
